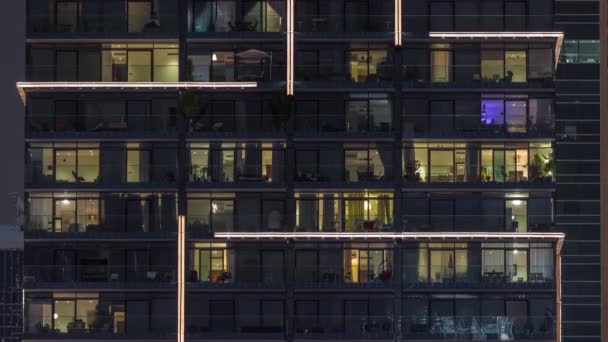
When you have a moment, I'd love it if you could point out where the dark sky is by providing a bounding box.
[0,3,24,225]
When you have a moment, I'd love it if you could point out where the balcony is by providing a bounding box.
[295,0,394,36]
[27,43,179,82]
[26,145,178,188]
[295,315,393,340]
[402,45,556,89]
[402,142,554,186]
[403,14,555,38]
[190,0,285,34]
[402,315,555,340]
[27,0,178,35]
[23,264,175,289]
[25,193,177,238]
[403,96,554,139]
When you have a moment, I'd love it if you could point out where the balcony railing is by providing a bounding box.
[23,264,176,285]
[295,15,394,33]
[402,265,554,289]
[402,315,555,340]
[403,14,555,34]
[401,214,556,233]
[26,163,178,186]
[25,214,177,234]
[27,13,177,34]
[26,64,179,83]
[403,114,555,137]
[27,114,177,136]
[403,163,554,184]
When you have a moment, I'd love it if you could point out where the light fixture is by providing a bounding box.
[212,203,218,214]
[62,199,70,205]
[512,200,522,206]
[16,82,259,105]
[53,313,58,319]
[212,53,218,62]
[363,201,370,211]
[286,0,295,95]
[513,249,519,254]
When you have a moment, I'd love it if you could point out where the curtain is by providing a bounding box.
[28,198,53,231]
[376,146,393,179]
[481,249,504,274]
[345,195,365,231]
[193,0,213,32]
[530,248,553,280]
[321,194,339,231]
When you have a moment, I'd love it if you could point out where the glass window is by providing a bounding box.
[528,49,553,80]
[128,50,152,82]
[506,199,527,232]
[212,51,235,81]
[154,47,179,81]
[505,51,527,82]
[481,50,504,81]
[578,40,600,63]
[481,98,505,129]
[431,50,452,82]
[529,98,554,132]
[505,100,527,133]
[128,0,153,33]
[429,150,453,182]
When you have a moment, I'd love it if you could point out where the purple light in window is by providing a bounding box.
[481,100,504,126]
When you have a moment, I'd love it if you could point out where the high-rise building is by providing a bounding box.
[19,1,600,341]
[0,225,23,342]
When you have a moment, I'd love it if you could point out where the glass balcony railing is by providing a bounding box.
[403,164,554,184]
[295,163,392,183]
[295,63,394,84]
[295,15,394,33]
[25,214,177,234]
[25,314,175,338]
[403,14,555,34]
[26,64,179,82]
[188,114,287,134]
[401,214,556,233]
[295,265,393,288]
[402,64,554,87]
[27,114,177,135]
[295,113,393,134]
[402,315,555,340]
[187,266,284,288]
[403,114,555,136]
[186,214,394,234]
[27,11,177,34]
[188,166,285,184]
[26,163,178,186]
[23,264,176,284]
[402,265,554,288]
[295,315,393,339]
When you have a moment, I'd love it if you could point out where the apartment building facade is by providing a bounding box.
[19,0,599,341]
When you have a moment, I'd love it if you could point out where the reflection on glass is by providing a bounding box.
[481,50,504,81]
[505,51,527,83]
[55,150,76,182]
[505,101,527,133]
[506,199,527,232]
[431,50,451,82]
